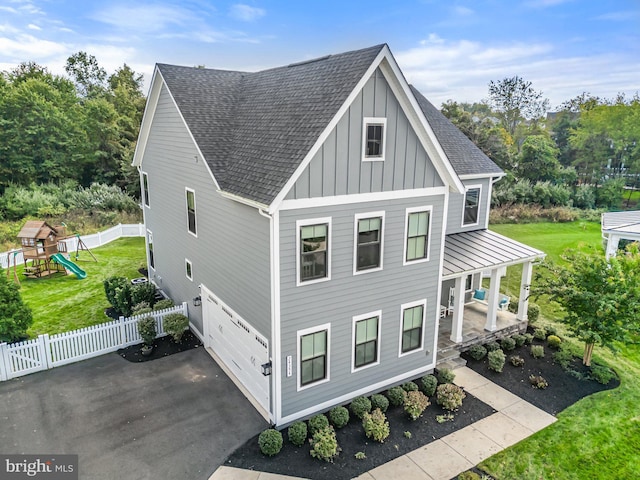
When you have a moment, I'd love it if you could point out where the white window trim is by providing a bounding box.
[296,217,332,287]
[353,211,385,276]
[185,258,193,281]
[351,310,382,373]
[461,184,482,228]
[362,117,387,162]
[142,171,150,208]
[402,205,433,266]
[185,187,197,238]
[297,323,331,391]
[398,299,427,357]
[146,229,154,271]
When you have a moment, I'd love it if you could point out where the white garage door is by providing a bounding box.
[202,286,270,411]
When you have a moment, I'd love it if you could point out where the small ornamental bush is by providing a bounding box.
[370,394,389,413]
[404,391,430,420]
[458,471,481,480]
[258,429,283,456]
[509,355,525,367]
[131,282,157,308]
[547,335,562,349]
[468,344,488,361]
[529,375,549,389]
[328,406,350,429]
[533,327,547,341]
[402,381,419,392]
[545,324,558,336]
[527,303,540,323]
[484,341,501,352]
[512,334,527,347]
[349,396,372,419]
[310,426,340,462]
[137,316,156,347]
[531,345,545,359]
[436,368,456,384]
[132,302,151,315]
[387,386,407,407]
[362,408,390,442]
[436,384,466,411]
[354,452,366,460]
[163,313,189,342]
[487,349,506,373]
[420,374,438,396]
[153,298,175,310]
[500,337,516,351]
[287,421,307,447]
[308,414,330,436]
[523,333,534,345]
[103,276,128,307]
[589,364,616,385]
[403,431,412,438]
[553,345,573,369]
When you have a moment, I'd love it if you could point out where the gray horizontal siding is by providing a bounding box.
[278,195,445,418]
[286,69,444,200]
[142,84,271,337]
[446,177,491,234]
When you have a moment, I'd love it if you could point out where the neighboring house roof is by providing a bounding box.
[442,229,545,279]
[410,86,503,178]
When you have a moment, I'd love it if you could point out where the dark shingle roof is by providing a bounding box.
[158,45,385,205]
[410,85,503,177]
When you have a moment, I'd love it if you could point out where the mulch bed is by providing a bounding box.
[117,330,202,363]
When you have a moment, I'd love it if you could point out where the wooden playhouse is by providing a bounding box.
[17,220,69,278]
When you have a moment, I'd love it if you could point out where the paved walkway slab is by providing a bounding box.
[441,424,503,465]
[407,439,473,480]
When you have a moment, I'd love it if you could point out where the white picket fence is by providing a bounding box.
[0,302,188,381]
[0,223,145,269]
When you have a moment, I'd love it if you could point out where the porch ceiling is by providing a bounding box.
[442,229,545,279]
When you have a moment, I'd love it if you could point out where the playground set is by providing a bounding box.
[5,220,96,284]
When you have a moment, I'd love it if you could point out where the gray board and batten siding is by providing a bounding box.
[446,177,492,234]
[141,83,271,337]
[278,194,445,419]
[286,69,444,200]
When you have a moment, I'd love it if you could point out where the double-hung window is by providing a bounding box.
[147,230,154,270]
[404,207,432,264]
[299,325,329,388]
[142,172,150,208]
[186,188,197,236]
[354,213,384,273]
[400,301,425,355]
[362,117,387,161]
[353,312,381,370]
[298,219,330,284]
[463,186,481,226]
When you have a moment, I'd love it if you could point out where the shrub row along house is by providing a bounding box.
[133,44,544,426]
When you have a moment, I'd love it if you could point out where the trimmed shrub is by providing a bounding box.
[310,426,340,462]
[528,303,540,323]
[531,345,545,359]
[362,408,390,442]
[0,270,33,343]
[163,313,189,342]
[529,375,548,389]
[287,421,307,447]
[349,396,372,420]
[328,406,350,429]
[258,429,283,457]
[509,355,525,367]
[436,384,466,411]
[467,344,487,361]
[137,316,156,347]
[436,368,455,384]
[500,337,516,351]
[103,276,127,307]
[533,327,547,341]
[553,345,573,369]
[370,394,389,413]
[113,284,134,317]
[308,414,329,436]
[420,374,438,396]
[404,390,430,420]
[153,299,175,310]
[484,341,501,352]
[523,333,534,345]
[458,471,481,480]
[387,386,407,407]
[512,334,527,347]
[589,365,616,385]
[545,324,558,336]
[402,381,419,392]
[131,282,157,308]
[488,349,506,373]
[132,302,151,315]
[547,335,562,349]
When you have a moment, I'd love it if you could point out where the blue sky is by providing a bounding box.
[1,0,638,108]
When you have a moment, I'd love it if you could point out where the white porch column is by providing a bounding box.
[605,234,620,260]
[450,276,465,343]
[517,261,533,321]
[484,269,501,331]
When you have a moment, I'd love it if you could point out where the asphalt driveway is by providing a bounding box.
[0,347,268,480]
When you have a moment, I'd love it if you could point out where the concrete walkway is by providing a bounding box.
[210,367,557,480]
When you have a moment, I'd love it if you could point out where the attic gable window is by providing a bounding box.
[463,186,481,226]
[362,117,387,161]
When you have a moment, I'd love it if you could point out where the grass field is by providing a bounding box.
[481,222,640,479]
[11,237,146,336]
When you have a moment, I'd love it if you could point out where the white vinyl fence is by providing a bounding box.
[0,302,188,381]
[0,223,145,269]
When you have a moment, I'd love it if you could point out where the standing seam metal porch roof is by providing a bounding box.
[442,229,545,278]
[602,211,640,236]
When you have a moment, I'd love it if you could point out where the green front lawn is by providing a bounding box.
[13,237,146,337]
[481,221,640,479]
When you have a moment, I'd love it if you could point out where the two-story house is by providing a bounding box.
[133,44,544,426]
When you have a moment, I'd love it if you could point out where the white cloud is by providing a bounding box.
[0,33,67,60]
[27,23,40,30]
[595,10,639,21]
[229,4,265,22]
[454,6,474,16]
[0,6,19,14]
[91,4,191,33]
[524,0,573,7]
